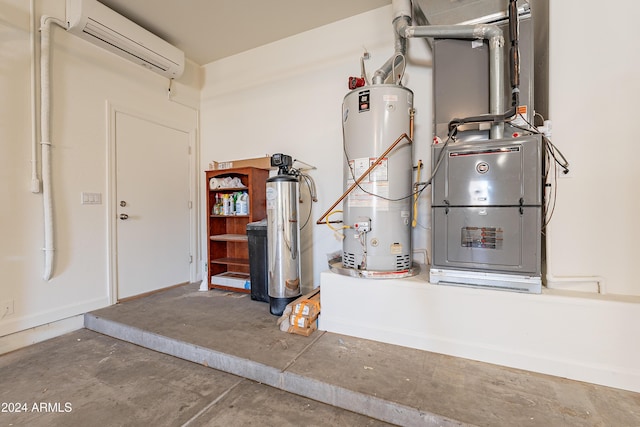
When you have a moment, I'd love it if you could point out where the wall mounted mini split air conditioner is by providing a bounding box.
[66,0,185,78]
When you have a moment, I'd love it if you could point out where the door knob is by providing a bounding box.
[119,213,129,220]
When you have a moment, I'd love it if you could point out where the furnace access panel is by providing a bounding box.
[430,135,542,292]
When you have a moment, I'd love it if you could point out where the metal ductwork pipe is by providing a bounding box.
[374,0,507,139]
[372,16,411,85]
[371,0,412,85]
[393,0,412,19]
[405,24,505,138]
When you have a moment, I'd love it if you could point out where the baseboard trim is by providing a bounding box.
[0,315,84,355]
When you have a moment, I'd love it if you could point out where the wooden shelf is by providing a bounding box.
[211,257,250,267]
[206,167,269,291]
[210,234,248,242]
[209,187,247,192]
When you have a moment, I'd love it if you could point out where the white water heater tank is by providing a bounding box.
[341,84,414,271]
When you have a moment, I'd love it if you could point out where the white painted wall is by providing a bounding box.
[0,0,200,343]
[544,1,640,295]
[201,2,640,298]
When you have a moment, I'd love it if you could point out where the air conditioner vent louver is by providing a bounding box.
[66,0,184,78]
[83,20,174,72]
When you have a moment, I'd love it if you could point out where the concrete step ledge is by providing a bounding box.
[84,313,468,427]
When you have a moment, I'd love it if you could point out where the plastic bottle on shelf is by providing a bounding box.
[237,192,248,215]
[222,194,230,215]
[213,193,220,215]
[231,192,238,215]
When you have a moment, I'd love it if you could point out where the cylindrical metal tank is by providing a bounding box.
[266,174,301,315]
[342,84,414,271]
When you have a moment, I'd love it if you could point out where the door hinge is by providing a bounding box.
[189,254,193,264]
[188,201,193,209]
[188,146,192,155]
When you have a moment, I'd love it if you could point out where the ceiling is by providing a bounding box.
[98,0,391,66]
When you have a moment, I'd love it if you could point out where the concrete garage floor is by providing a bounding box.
[2,283,639,426]
[0,329,388,426]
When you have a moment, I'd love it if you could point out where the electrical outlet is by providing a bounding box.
[1,299,14,317]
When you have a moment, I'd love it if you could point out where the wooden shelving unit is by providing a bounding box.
[206,167,269,292]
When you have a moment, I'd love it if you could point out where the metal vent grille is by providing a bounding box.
[396,254,411,270]
[343,252,356,269]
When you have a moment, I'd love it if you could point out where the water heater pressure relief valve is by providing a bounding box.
[348,77,366,90]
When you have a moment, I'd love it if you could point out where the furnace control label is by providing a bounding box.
[461,226,503,250]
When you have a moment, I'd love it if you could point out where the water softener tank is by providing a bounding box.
[342,84,414,271]
[266,174,301,315]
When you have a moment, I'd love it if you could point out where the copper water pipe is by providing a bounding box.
[409,108,415,141]
[316,132,413,225]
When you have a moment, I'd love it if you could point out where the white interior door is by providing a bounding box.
[115,111,191,300]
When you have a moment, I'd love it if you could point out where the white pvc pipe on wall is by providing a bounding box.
[39,16,65,281]
[30,0,40,194]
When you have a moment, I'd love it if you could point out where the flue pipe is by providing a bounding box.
[371,15,411,85]
[375,0,506,138]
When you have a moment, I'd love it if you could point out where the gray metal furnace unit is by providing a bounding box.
[425,0,546,292]
[430,135,542,292]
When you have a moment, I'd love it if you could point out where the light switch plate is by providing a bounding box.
[81,192,102,205]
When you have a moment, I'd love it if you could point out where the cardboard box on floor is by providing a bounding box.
[277,287,320,336]
[209,156,273,171]
[292,290,320,318]
[289,312,317,329]
[289,321,318,337]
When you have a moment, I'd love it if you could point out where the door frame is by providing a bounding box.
[107,101,198,304]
